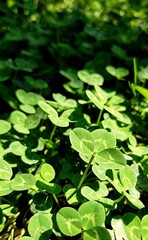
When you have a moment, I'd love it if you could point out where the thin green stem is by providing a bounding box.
[133,57,137,86]
[114,193,125,203]
[77,154,95,190]
[49,125,57,142]
[96,109,103,125]
[53,194,60,207]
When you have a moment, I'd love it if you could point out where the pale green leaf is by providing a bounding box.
[10,173,36,191]
[40,163,55,182]
[95,148,126,169]
[0,160,12,180]
[70,128,94,155]
[119,165,137,190]
[0,180,13,196]
[28,213,52,239]
[56,207,81,236]
[0,120,11,135]
[78,201,105,230]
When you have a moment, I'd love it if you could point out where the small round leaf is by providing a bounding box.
[28,213,52,239]
[40,163,55,182]
[78,201,105,230]
[56,207,81,236]
[0,120,11,135]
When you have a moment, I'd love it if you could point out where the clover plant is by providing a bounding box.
[0,0,147,239]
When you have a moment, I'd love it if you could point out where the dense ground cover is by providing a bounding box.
[0,0,148,239]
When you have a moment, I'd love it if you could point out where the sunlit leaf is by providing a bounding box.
[70,128,94,155]
[10,174,36,191]
[56,207,81,236]
[28,213,52,239]
[78,201,105,230]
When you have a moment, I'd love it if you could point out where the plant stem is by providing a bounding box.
[53,194,60,207]
[114,193,125,203]
[77,154,95,190]
[133,57,137,86]
[96,109,103,125]
[49,125,57,141]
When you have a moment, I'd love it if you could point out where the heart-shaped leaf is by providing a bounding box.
[56,207,81,236]
[10,110,27,125]
[10,174,36,191]
[0,120,11,134]
[86,90,104,110]
[28,213,52,239]
[10,141,27,156]
[70,128,94,155]
[0,181,13,196]
[92,129,116,152]
[119,165,137,190]
[0,160,12,180]
[38,101,57,116]
[122,213,141,240]
[95,148,126,169]
[141,215,148,240]
[25,115,40,129]
[106,66,129,80]
[78,70,104,86]
[83,226,112,240]
[78,201,105,230]
[40,163,55,182]
[125,192,144,209]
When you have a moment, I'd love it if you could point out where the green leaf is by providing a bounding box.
[106,66,129,80]
[122,213,141,240]
[65,188,79,205]
[99,198,117,210]
[135,85,148,99]
[78,70,104,86]
[40,163,55,182]
[92,164,107,180]
[38,101,57,116]
[70,128,94,155]
[56,207,81,236]
[20,104,36,114]
[25,76,48,89]
[13,124,30,134]
[10,174,36,191]
[95,148,126,169]
[48,109,74,127]
[104,106,131,124]
[0,180,12,196]
[0,160,12,180]
[125,192,144,209]
[83,226,112,240]
[106,170,125,193]
[141,215,148,240]
[81,183,108,201]
[0,120,11,134]
[0,204,17,216]
[25,115,40,129]
[28,213,52,239]
[10,141,27,156]
[119,165,137,190]
[92,129,116,152]
[9,110,27,125]
[60,68,83,89]
[78,201,105,230]
[111,216,128,240]
[86,90,104,110]
[36,180,61,195]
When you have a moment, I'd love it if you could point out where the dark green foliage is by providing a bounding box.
[0,0,147,239]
